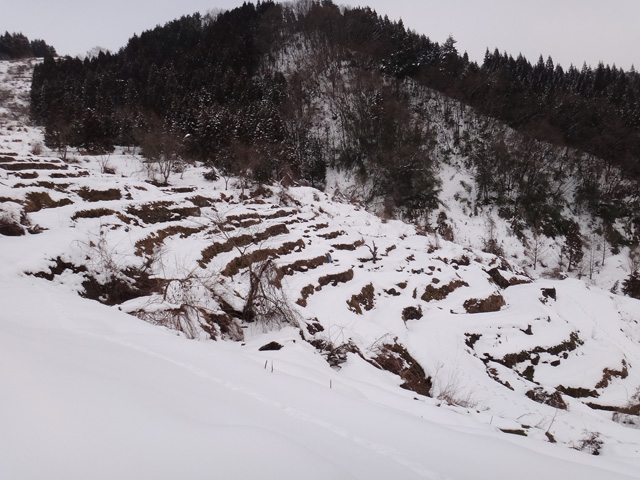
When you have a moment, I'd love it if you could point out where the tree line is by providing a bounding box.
[0,32,56,60]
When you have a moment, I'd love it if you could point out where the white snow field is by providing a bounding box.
[2,60,640,479]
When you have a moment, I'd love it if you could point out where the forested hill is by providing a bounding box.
[30,1,640,241]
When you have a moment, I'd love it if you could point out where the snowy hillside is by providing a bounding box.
[3,59,640,479]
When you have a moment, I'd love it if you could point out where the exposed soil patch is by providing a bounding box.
[595,361,628,389]
[318,230,344,240]
[318,269,354,287]
[347,283,375,314]
[557,385,598,398]
[371,342,432,397]
[421,279,468,302]
[297,284,316,307]
[402,306,423,322]
[463,293,505,313]
[259,341,283,351]
[332,239,365,251]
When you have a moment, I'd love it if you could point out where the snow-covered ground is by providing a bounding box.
[2,59,640,479]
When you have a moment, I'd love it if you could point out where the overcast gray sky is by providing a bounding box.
[3,1,639,70]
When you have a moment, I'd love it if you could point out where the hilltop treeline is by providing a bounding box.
[29,0,640,237]
[0,32,56,60]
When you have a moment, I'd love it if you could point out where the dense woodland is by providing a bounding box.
[29,0,640,243]
[0,32,56,60]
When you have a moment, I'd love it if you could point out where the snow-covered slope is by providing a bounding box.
[2,60,640,479]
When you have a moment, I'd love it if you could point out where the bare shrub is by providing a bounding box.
[71,228,158,305]
[133,267,236,340]
[432,363,477,408]
[30,141,43,155]
[242,259,300,328]
[309,337,361,369]
[574,431,602,455]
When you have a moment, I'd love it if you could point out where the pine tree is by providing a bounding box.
[622,270,640,299]
[563,221,584,272]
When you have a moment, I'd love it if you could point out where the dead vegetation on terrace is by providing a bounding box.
[12,171,38,179]
[318,269,354,287]
[22,181,70,192]
[135,225,205,257]
[24,191,73,212]
[463,293,506,313]
[279,255,329,276]
[222,239,305,277]
[198,224,291,268]
[331,239,365,251]
[262,209,296,220]
[71,208,116,220]
[0,162,68,171]
[494,332,583,368]
[126,201,201,224]
[76,186,122,202]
